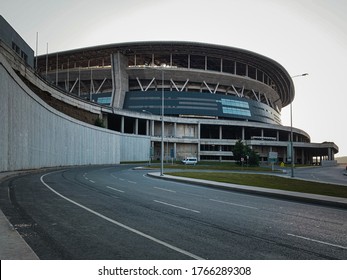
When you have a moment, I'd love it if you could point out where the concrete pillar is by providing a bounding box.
[197,122,201,140]
[276,131,279,141]
[121,116,124,133]
[174,142,177,160]
[135,118,138,135]
[174,122,177,137]
[146,120,149,136]
[111,52,129,108]
[151,120,155,136]
[242,127,245,140]
[219,125,222,140]
[328,148,332,160]
[197,122,201,161]
[261,129,264,139]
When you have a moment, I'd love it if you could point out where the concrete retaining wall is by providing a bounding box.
[0,54,150,172]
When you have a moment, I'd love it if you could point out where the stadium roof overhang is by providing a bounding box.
[37,41,295,107]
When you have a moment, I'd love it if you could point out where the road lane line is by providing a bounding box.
[154,200,200,213]
[106,186,125,193]
[287,233,347,250]
[209,199,258,210]
[153,187,176,193]
[127,181,137,184]
[89,180,95,183]
[40,172,204,260]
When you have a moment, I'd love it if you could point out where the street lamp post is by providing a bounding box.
[290,73,308,178]
[142,110,153,166]
[160,70,164,176]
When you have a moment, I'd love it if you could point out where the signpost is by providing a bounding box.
[268,152,278,171]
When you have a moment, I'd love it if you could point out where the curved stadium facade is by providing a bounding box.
[32,41,337,164]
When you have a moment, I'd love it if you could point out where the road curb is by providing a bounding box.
[0,171,40,260]
[147,172,347,209]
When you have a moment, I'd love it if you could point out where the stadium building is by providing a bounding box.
[35,41,338,165]
[1,15,338,166]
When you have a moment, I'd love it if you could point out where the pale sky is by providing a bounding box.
[2,0,347,156]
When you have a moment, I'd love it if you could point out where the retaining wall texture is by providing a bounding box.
[0,54,150,172]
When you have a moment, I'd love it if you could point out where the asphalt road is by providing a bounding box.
[294,165,347,185]
[1,165,346,260]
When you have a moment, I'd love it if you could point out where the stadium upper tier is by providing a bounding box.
[36,41,294,114]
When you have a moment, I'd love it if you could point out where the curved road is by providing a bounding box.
[1,165,346,259]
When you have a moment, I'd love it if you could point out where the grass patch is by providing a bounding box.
[167,172,347,198]
[151,161,277,172]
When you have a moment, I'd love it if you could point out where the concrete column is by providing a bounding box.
[197,122,201,140]
[261,129,264,139]
[219,125,222,140]
[111,52,129,108]
[174,142,177,160]
[197,122,201,161]
[151,120,155,136]
[276,131,279,141]
[121,116,124,133]
[328,148,332,160]
[242,127,245,140]
[146,120,149,136]
[174,122,177,137]
[135,118,138,135]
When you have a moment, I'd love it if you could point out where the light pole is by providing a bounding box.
[142,110,153,166]
[160,70,164,176]
[290,73,308,177]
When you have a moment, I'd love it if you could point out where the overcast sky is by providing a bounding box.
[2,0,347,156]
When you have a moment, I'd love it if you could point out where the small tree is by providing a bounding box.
[248,149,260,166]
[233,140,245,164]
[233,140,260,166]
[94,117,105,128]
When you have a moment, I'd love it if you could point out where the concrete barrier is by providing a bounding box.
[0,53,149,172]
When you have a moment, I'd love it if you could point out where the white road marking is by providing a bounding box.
[89,180,95,183]
[106,186,125,193]
[154,187,176,193]
[40,172,204,260]
[127,181,137,184]
[119,178,125,181]
[209,198,258,210]
[154,200,200,213]
[287,233,347,250]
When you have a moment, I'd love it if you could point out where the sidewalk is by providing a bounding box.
[148,172,347,209]
[0,171,39,260]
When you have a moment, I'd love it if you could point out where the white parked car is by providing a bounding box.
[181,157,198,165]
